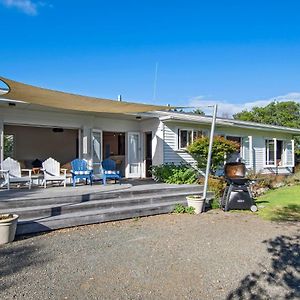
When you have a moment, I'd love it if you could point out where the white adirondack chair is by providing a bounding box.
[42,158,67,188]
[0,157,32,190]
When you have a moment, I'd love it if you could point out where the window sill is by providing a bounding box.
[176,149,187,153]
[264,165,292,168]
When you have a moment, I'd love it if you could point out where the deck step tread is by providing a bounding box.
[16,195,214,235]
[0,184,202,202]
[1,190,207,213]
[18,198,193,223]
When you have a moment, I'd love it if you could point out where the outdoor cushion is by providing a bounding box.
[70,159,93,187]
[72,170,92,175]
[102,159,121,185]
[104,170,120,175]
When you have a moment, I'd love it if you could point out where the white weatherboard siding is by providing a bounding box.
[162,121,295,175]
[163,122,198,166]
[253,135,292,174]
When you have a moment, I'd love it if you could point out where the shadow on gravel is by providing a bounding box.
[227,232,300,299]
[0,243,50,291]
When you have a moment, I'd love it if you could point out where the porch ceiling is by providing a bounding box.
[0,76,174,114]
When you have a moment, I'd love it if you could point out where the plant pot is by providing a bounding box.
[0,214,19,245]
[186,196,205,214]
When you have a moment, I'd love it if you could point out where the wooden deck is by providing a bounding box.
[0,180,212,235]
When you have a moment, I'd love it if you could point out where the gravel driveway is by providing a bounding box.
[1,211,299,300]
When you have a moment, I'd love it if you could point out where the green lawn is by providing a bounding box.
[256,185,300,222]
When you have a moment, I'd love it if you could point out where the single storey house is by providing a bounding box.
[0,77,299,178]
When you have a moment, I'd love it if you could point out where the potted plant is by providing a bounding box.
[0,214,19,245]
[186,195,205,214]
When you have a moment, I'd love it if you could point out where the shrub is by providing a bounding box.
[173,204,195,214]
[294,163,300,173]
[252,172,288,187]
[173,204,186,213]
[285,170,300,186]
[187,136,240,174]
[210,198,220,209]
[250,171,300,197]
[185,206,196,214]
[199,176,226,199]
[151,163,198,184]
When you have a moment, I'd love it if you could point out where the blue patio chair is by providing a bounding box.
[102,159,121,185]
[71,159,93,187]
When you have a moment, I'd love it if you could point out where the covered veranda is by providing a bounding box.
[0,76,173,181]
[0,76,211,234]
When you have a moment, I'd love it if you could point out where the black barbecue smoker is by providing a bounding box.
[221,162,257,212]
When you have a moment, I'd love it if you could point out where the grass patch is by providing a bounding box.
[211,198,220,209]
[256,185,300,222]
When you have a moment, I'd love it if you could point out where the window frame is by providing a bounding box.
[225,135,253,168]
[241,136,253,168]
[265,138,277,167]
[283,139,295,167]
[264,138,294,167]
[178,128,207,150]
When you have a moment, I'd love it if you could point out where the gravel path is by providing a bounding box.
[0,211,299,300]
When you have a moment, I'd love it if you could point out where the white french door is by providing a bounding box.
[127,132,141,178]
[91,130,102,175]
[241,135,253,168]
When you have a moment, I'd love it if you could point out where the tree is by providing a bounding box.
[187,136,240,173]
[233,101,300,154]
[233,101,300,128]
[192,108,205,116]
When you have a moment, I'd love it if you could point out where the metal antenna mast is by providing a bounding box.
[152,62,159,102]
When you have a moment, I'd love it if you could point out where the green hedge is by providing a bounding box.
[151,163,198,184]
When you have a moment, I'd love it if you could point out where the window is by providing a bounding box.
[265,138,294,167]
[226,136,241,162]
[225,136,253,167]
[285,140,294,166]
[242,136,252,166]
[178,129,206,149]
[265,139,275,166]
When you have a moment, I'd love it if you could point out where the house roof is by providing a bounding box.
[0,76,173,114]
[154,111,300,135]
[2,77,300,135]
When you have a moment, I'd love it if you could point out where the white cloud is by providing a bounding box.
[189,93,300,118]
[0,0,52,15]
[1,0,37,15]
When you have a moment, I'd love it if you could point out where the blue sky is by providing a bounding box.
[1,0,300,115]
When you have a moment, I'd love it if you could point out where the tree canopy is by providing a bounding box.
[233,101,300,128]
[234,101,300,155]
[187,136,240,173]
[193,108,205,116]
